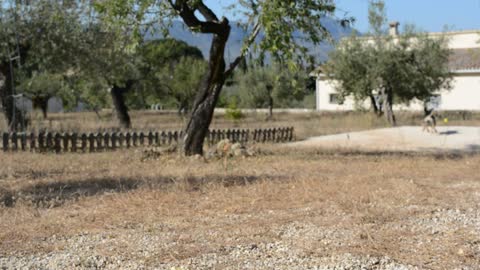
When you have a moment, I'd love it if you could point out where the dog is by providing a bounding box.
[422,111,438,133]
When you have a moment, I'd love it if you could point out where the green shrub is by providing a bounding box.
[225,99,244,120]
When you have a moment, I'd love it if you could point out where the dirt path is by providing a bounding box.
[290,126,480,152]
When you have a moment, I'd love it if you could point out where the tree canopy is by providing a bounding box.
[1,0,345,154]
[0,0,99,129]
[128,39,206,112]
[232,64,309,111]
[324,0,452,125]
[95,0,345,155]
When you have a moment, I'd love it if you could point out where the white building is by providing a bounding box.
[313,24,480,111]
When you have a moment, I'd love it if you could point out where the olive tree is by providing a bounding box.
[130,39,206,114]
[235,65,308,119]
[324,0,452,126]
[97,0,346,155]
[0,0,90,130]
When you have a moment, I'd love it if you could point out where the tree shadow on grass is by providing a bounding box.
[0,174,282,208]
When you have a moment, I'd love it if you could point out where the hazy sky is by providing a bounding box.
[205,0,480,33]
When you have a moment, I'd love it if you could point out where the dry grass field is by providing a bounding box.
[1,147,480,269]
[1,111,480,269]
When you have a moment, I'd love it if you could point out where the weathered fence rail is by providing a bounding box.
[1,127,294,153]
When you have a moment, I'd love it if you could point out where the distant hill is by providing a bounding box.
[145,17,353,64]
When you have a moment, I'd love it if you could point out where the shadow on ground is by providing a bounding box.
[0,174,283,208]
[438,130,459,136]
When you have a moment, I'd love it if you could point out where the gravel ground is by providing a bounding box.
[2,206,479,269]
[0,234,417,270]
[289,126,480,152]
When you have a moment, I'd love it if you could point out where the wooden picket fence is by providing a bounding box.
[1,127,294,153]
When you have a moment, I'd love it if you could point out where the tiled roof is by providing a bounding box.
[449,48,480,71]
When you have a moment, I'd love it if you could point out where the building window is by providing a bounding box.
[329,94,340,104]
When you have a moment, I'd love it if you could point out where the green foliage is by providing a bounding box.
[129,39,206,111]
[225,98,244,120]
[139,39,203,68]
[0,0,121,111]
[324,32,377,104]
[325,1,452,111]
[155,56,207,112]
[368,0,387,36]
[246,0,340,66]
[17,72,75,108]
[233,64,309,109]
[98,0,344,73]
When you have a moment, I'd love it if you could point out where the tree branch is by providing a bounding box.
[225,21,261,77]
[169,1,227,35]
[197,1,219,22]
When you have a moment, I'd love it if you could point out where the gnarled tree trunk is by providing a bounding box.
[266,84,274,121]
[0,63,26,131]
[111,81,134,129]
[382,87,396,126]
[369,94,381,116]
[171,1,260,156]
[183,27,230,155]
[32,95,49,119]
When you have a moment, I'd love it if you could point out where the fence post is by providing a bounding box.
[3,132,9,152]
[160,131,166,145]
[20,133,26,151]
[148,131,154,146]
[104,132,110,150]
[11,132,18,151]
[225,129,231,141]
[54,133,62,153]
[235,129,241,143]
[46,132,53,152]
[208,130,214,145]
[111,132,117,150]
[96,133,104,151]
[173,131,178,143]
[132,132,138,147]
[88,133,95,152]
[288,127,294,141]
[167,131,173,144]
[154,132,159,145]
[81,133,87,152]
[139,132,145,146]
[230,129,235,142]
[29,132,36,152]
[38,132,45,152]
[125,133,131,148]
[71,133,77,152]
[118,132,125,148]
[62,133,69,152]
